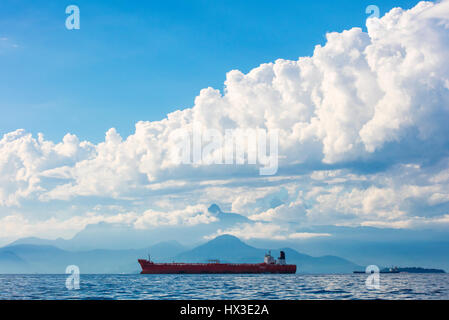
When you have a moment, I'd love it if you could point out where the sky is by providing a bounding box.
[0,0,420,142]
[1,0,449,245]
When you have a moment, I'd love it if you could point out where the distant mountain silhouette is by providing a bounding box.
[208,204,250,224]
[7,203,448,271]
[8,236,70,248]
[6,204,250,250]
[207,204,221,214]
[176,234,261,262]
[176,235,360,273]
[0,234,360,274]
[0,250,30,273]
[4,206,449,270]
[0,240,187,274]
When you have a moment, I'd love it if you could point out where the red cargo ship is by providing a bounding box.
[138,251,296,274]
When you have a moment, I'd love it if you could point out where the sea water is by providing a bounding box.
[0,273,448,300]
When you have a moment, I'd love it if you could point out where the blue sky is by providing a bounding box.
[0,0,419,142]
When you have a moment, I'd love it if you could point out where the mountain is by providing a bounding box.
[0,235,360,274]
[144,240,187,261]
[5,204,250,250]
[280,248,361,274]
[0,244,72,274]
[7,205,449,270]
[175,235,360,273]
[0,240,187,274]
[0,250,30,273]
[207,204,250,225]
[247,225,449,270]
[176,234,262,262]
[4,206,449,269]
[7,236,70,247]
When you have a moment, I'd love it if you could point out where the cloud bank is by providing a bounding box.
[1,1,449,240]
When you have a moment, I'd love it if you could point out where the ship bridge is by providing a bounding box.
[264,251,287,265]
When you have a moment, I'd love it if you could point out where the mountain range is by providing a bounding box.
[0,234,360,274]
[2,204,449,271]
[6,204,250,251]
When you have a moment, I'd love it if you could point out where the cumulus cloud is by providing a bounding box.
[205,222,332,240]
[0,204,217,240]
[0,211,137,240]
[133,204,217,228]
[0,130,94,206]
[288,232,332,239]
[1,1,449,238]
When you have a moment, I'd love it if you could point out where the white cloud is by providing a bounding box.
[2,1,449,239]
[134,204,217,228]
[205,222,289,241]
[205,222,332,240]
[360,214,449,229]
[0,130,95,206]
[0,211,137,240]
[249,197,307,222]
[288,232,332,239]
[0,204,217,240]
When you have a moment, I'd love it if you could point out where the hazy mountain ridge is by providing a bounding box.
[5,204,249,251]
[176,235,360,273]
[0,234,361,274]
[4,204,449,270]
[0,240,187,274]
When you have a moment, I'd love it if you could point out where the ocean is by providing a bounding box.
[0,273,448,300]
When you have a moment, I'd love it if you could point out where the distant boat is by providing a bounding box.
[138,250,297,274]
[381,267,400,273]
[354,266,446,274]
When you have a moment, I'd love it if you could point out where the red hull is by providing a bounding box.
[138,259,296,274]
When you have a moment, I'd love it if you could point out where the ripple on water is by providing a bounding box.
[0,273,448,300]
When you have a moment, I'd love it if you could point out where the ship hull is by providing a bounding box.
[138,260,296,274]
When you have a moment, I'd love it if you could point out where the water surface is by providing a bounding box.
[0,273,448,300]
